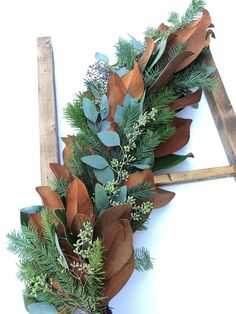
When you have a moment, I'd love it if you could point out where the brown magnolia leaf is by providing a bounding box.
[93,204,132,238]
[102,219,133,279]
[170,89,202,111]
[174,9,212,71]
[153,187,175,209]
[103,251,135,302]
[28,213,43,235]
[158,23,169,32]
[36,186,64,212]
[107,73,127,119]
[155,117,192,157]
[61,136,74,165]
[49,163,72,181]
[71,213,91,237]
[121,61,144,99]
[125,168,155,189]
[66,178,94,230]
[148,51,193,92]
[138,37,155,72]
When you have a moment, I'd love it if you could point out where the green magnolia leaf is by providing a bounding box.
[27,302,57,314]
[133,154,154,170]
[95,52,109,64]
[93,167,115,184]
[152,153,194,171]
[81,155,109,169]
[147,37,167,70]
[97,131,121,147]
[100,95,109,120]
[53,208,75,245]
[95,183,109,214]
[54,233,68,269]
[20,205,44,226]
[114,105,123,125]
[83,98,98,123]
[115,185,127,203]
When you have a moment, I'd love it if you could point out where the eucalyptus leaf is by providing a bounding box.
[114,105,123,125]
[97,131,121,147]
[152,153,193,171]
[100,120,111,131]
[95,183,109,214]
[94,167,115,184]
[115,185,127,203]
[87,120,97,132]
[81,155,108,169]
[147,37,167,70]
[90,85,100,98]
[83,98,98,123]
[100,95,109,120]
[27,302,57,314]
[207,66,217,75]
[115,67,129,77]
[23,295,37,310]
[128,33,145,51]
[95,52,109,64]
[123,94,136,108]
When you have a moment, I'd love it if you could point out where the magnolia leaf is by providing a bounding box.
[133,154,154,170]
[100,95,109,120]
[20,205,43,226]
[138,36,155,72]
[115,67,129,77]
[102,220,133,279]
[27,302,57,314]
[95,52,109,64]
[93,167,115,184]
[53,208,75,245]
[66,178,94,228]
[153,153,194,171]
[170,89,202,111]
[36,186,64,212]
[114,105,123,125]
[95,183,109,214]
[153,187,175,209]
[155,117,192,157]
[103,249,134,302]
[93,204,132,238]
[54,233,68,269]
[121,62,144,99]
[82,97,98,123]
[81,155,108,169]
[100,120,111,131]
[97,131,121,147]
[115,185,127,203]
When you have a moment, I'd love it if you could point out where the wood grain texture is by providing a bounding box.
[38,37,59,185]
[205,50,236,165]
[154,165,236,186]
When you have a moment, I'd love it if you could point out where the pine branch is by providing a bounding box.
[168,0,205,30]
[134,247,154,272]
[170,61,215,90]
[50,177,69,199]
[64,93,87,130]
[128,182,154,201]
[121,103,141,133]
[135,130,160,160]
[115,38,141,69]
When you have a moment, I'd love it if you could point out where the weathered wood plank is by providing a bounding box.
[205,51,236,165]
[37,37,59,186]
[154,165,236,186]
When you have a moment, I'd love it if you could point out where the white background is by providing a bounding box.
[0,1,236,313]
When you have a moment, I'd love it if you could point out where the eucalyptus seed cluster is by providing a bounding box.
[26,273,49,297]
[86,61,112,92]
[73,221,93,258]
[131,201,154,222]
